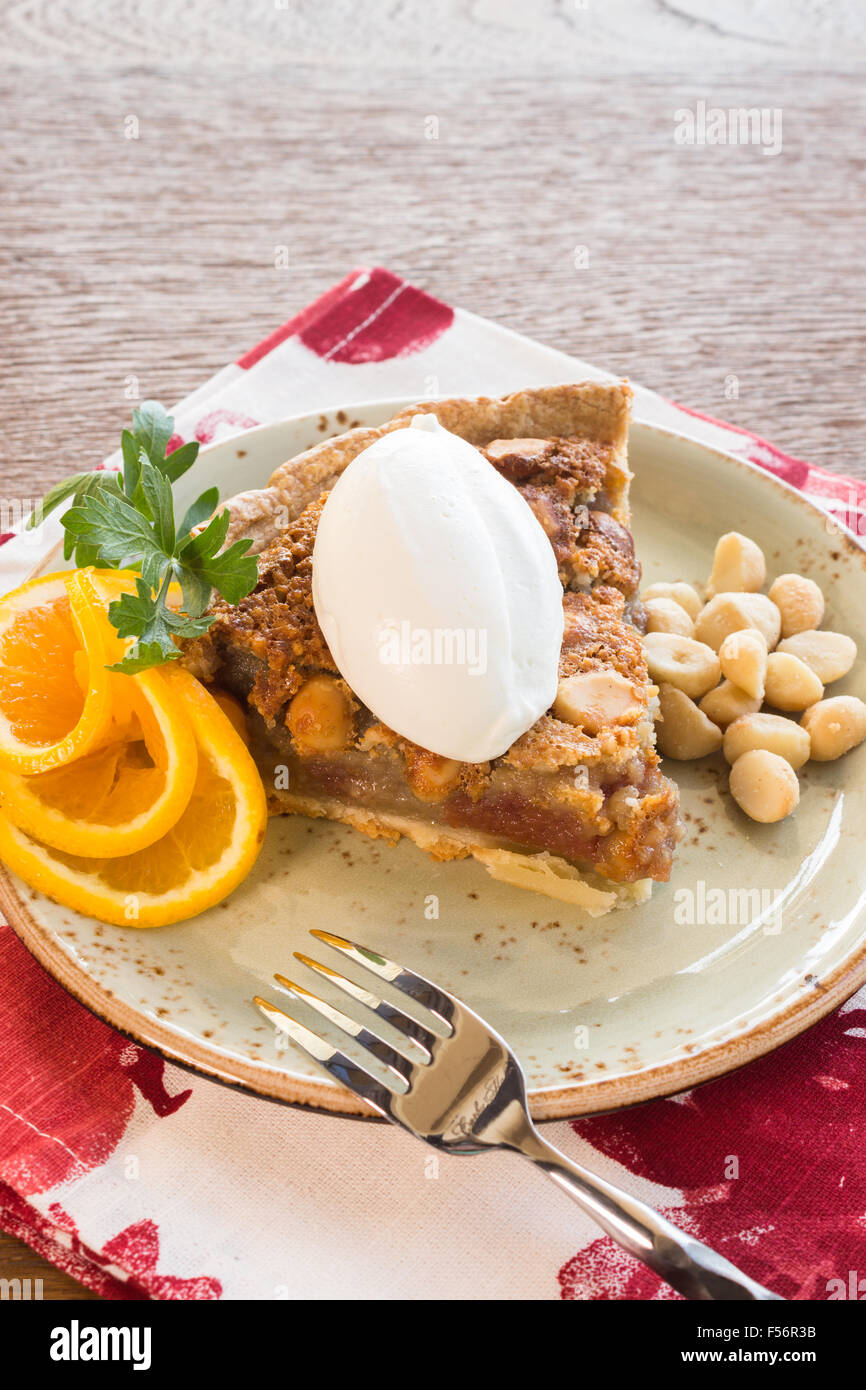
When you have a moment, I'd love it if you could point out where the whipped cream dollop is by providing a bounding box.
[311,414,564,763]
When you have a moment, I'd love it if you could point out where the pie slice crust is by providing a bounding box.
[183,382,680,909]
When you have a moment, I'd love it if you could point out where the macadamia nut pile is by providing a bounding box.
[642,532,865,825]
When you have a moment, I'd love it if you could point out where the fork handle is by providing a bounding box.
[515,1128,782,1301]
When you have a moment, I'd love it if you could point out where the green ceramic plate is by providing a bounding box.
[3,400,865,1120]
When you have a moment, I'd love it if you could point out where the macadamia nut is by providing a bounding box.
[776,630,856,684]
[763,652,824,712]
[641,582,702,621]
[699,680,762,729]
[706,532,766,598]
[729,749,799,823]
[718,628,767,701]
[768,574,824,638]
[643,533,860,795]
[655,683,723,759]
[287,675,354,753]
[554,670,642,733]
[644,596,695,637]
[723,712,811,770]
[694,593,781,653]
[642,632,721,699]
[800,696,866,761]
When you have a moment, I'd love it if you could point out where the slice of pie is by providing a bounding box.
[181,382,680,912]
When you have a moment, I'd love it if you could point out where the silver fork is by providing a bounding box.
[254,930,782,1302]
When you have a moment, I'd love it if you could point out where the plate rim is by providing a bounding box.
[3,399,866,1123]
[4,863,865,1123]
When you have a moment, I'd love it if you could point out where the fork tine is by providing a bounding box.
[309,930,456,1031]
[273,973,419,1083]
[293,952,434,1062]
[254,995,398,1116]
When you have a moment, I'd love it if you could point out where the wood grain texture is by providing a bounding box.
[0,0,864,1299]
[0,3,864,505]
[1,0,865,74]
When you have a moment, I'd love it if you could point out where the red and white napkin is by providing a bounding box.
[1,269,865,1300]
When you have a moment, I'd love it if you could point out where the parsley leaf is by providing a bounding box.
[35,401,259,672]
[175,511,259,610]
[131,401,173,464]
[28,469,112,529]
[107,579,214,674]
[178,486,219,538]
[62,484,169,590]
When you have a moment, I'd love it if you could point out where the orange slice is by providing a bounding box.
[0,571,114,775]
[0,664,198,857]
[211,690,250,745]
[0,666,268,926]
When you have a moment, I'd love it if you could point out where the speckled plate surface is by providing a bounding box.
[2,400,866,1121]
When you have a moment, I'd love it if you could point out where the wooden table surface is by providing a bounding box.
[1,0,863,1299]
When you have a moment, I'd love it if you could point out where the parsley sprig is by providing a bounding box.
[33,401,258,673]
